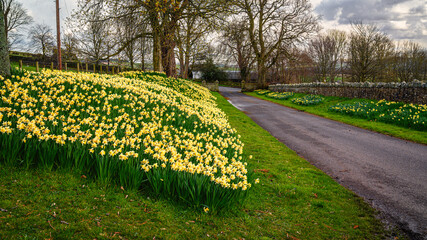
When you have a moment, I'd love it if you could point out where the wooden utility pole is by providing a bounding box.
[56,0,62,70]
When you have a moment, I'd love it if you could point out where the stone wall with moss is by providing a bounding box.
[269,81,427,104]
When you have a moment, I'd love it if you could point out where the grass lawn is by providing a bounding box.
[10,62,38,72]
[0,92,395,239]
[247,92,427,145]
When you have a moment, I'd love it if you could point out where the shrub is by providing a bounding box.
[200,58,227,82]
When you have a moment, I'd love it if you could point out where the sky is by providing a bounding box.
[19,0,427,48]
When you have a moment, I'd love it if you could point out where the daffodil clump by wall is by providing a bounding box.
[0,69,255,211]
[329,100,427,131]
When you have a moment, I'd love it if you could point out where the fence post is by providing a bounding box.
[51,62,54,70]
[19,60,23,70]
[65,62,68,71]
[112,66,115,75]
[36,62,39,72]
[86,63,88,72]
[93,64,96,73]
[77,63,79,72]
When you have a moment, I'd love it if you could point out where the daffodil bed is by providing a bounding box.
[329,100,427,131]
[0,69,254,212]
[265,92,294,100]
[254,89,270,95]
[291,95,324,106]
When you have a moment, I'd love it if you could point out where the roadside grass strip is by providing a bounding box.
[329,100,427,131]
[0,68,254,212]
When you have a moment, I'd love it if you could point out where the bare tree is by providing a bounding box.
[270,47,314,84]
[74,0,229,77]
[175,0,223,79]
[72,3,113,65]
[221,19,255,82]
[393,41,426,82]
[348,22,394,82]
[234,0,318,87]
[137,22,151,71]
[309,30,346,82]
[28,23,55,60]
[62,33,79,61]
[113,2,145,70]
[0,1,10,77]
[0,0,33,48]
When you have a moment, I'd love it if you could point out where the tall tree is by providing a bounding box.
[28,23,55,60]
[75,0,228,77]
[175,2,214,79]
[394,41,426,82]
[0,1,10,77]
[137,21,151,71]
[221,19,255,82]
[73,3,113,65]
[0,0,33,48]
[234,0,318,87]
[309,30,346,82]
[348,22,394,82]
[138,0,190,76]
[114,3,143,70]
[62,33,79,61]
[139,0,229,76]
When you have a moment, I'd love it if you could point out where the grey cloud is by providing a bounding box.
[316,0,400,23]
[410,5,426,14]
[315,0,427,47]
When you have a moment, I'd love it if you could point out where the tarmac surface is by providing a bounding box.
[219,87,427,239]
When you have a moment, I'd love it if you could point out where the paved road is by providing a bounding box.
[220,87,427,239]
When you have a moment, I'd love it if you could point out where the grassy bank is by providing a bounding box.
[0,90,394,239]
[247,92,427,145]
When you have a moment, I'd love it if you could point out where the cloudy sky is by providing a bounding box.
[20,0,427,47]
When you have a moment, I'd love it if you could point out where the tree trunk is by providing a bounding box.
[182,38,191,79]
[140,36,145,71]
[161,26,177,77]
[151,20,162,72]
[184,59,189,79]
[0,4,10,77]
[161,39,176,77]
[178,46,185,78]
[256,52,268,88]
[257,62,267,88]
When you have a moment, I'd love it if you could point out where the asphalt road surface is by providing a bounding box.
[219,87,427,239]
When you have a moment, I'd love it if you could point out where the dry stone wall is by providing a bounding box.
[269,81,427,104]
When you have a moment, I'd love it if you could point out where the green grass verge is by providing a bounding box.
[10,62,38,72]
[10,62,107,74]
[0,93,395,239]
[247,92,427,145]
